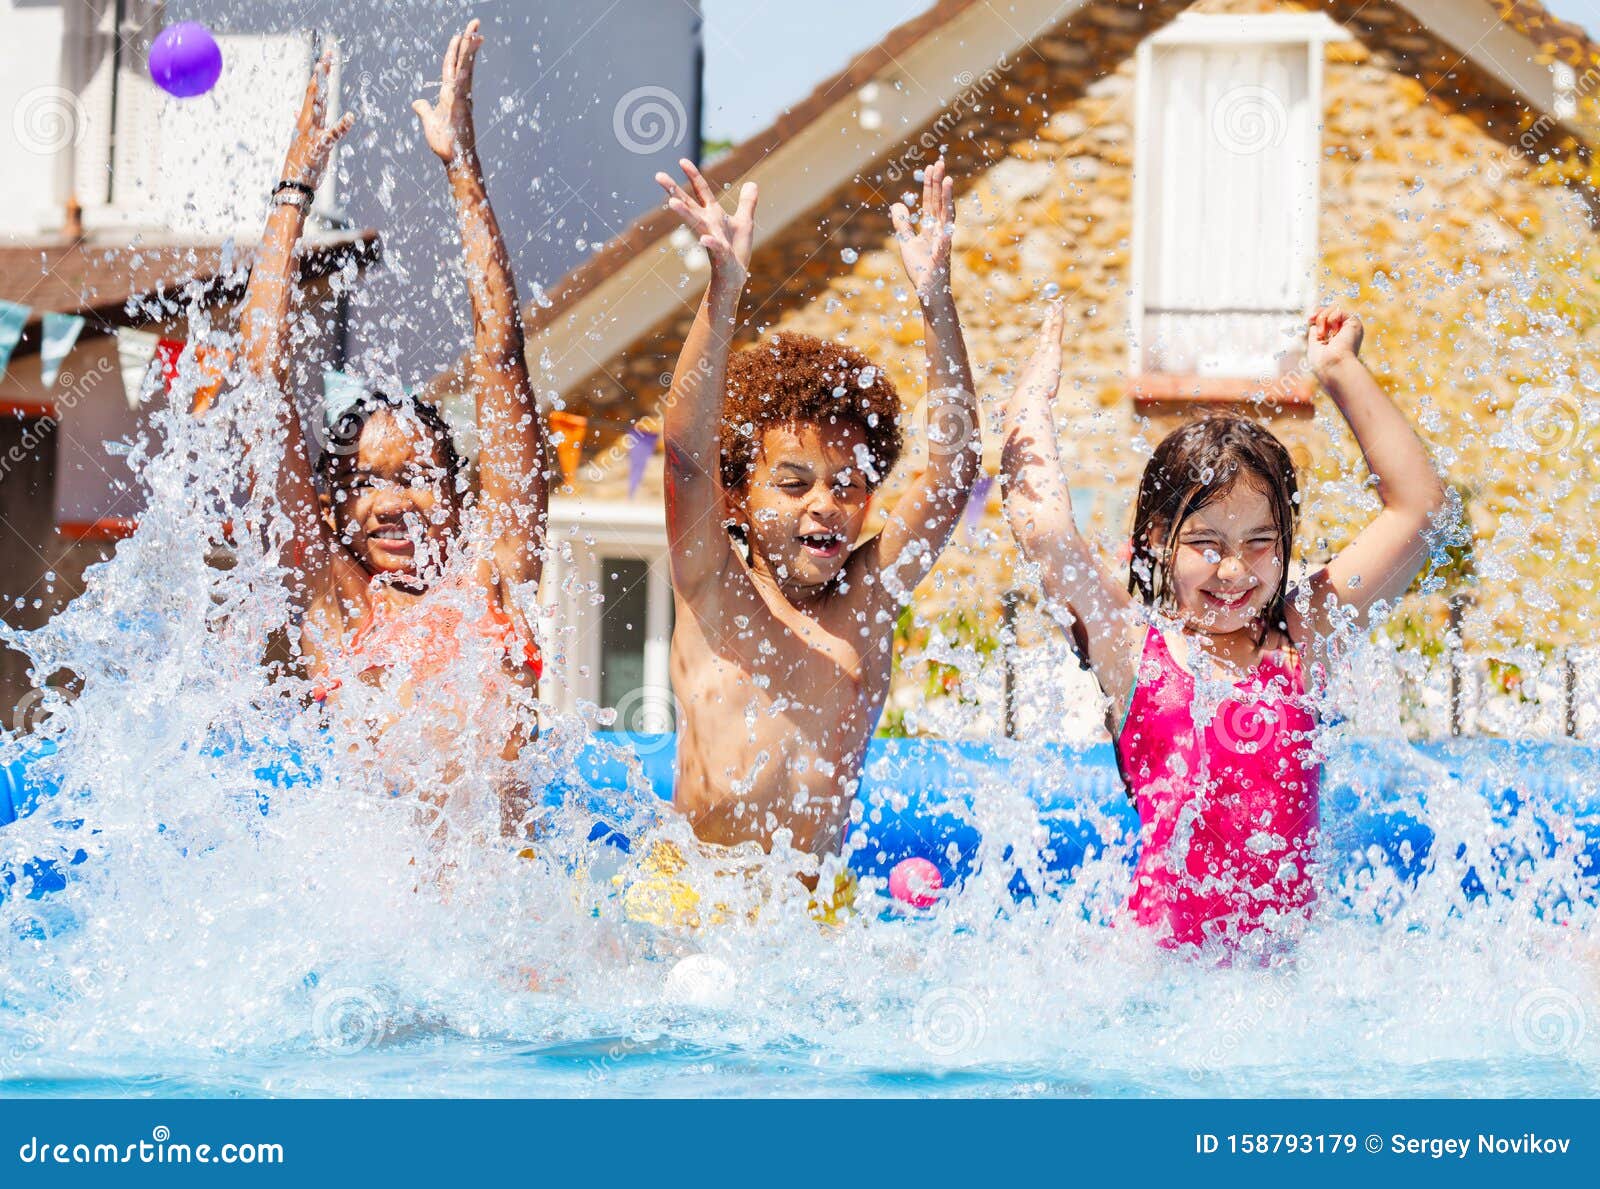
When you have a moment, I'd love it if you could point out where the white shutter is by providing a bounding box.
[1137,33,1317,377]
[111,31,318,235]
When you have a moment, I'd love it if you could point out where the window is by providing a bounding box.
[1131,14,1347,395]
[540,502,673,733]
[116,31,324,234]
[598,555,673,730]
[68,5,330,235]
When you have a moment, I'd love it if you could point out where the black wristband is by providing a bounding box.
[273,179,317,200]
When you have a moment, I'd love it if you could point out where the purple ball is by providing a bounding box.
[148,22,223,99]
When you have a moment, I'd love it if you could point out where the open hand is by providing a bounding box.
[890,157,955,304]
[281,47,354,191]
[412,19,483,164]
[1305,305,1364,375]
[1020,301,1066,401]
[656,159,757,292]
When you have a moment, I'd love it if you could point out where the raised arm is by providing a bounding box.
[869,159,978,598]
[654,160,757,597]
[1293,306,1447,639]
[1000,302,1140,709]
[413,20,543,588]
[228,49,353,607]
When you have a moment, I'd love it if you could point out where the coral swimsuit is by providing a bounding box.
[312,571,541,702]
[1114,626,1319,948]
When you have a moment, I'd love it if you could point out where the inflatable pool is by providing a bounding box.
[4,730,1598,903]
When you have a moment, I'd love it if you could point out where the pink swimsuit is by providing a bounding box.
[1114,626,1319,948]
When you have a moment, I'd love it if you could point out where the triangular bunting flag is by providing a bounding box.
[0,299,29,383]
[154,338,185,394]
[115,328,161,410]
[963,472,994,534]
[38,312,85,387]
[322,369,369,424]
[626,426,659,498]
[436,389,481,465]
[187,344,232,414]
[548,411,588,487]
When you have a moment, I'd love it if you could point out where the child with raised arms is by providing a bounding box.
[1002,303,1445,948]
[227,22,545,839]
[643,157,980,914]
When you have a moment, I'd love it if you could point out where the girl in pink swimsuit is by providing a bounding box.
[1002,303,1446,948]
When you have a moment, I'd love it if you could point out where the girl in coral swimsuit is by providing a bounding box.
[227,23,545,839]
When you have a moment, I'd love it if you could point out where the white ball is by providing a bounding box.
[663,954,737,1010]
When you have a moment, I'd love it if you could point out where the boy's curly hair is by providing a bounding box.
[720,331,903,492]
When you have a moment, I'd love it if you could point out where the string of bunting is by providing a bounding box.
[320,367,663,491]
[0,299,88,387]
[115,327,228,411]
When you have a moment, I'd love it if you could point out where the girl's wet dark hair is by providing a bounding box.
[314,390,466,494]
[1128,415,1298,644]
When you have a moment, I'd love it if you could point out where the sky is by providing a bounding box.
[703,0,1600,144]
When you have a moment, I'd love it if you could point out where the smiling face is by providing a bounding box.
[1155,480,1285,636]
[322,409,459,578]
[731,420,873,594]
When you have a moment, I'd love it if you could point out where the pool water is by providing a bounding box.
[0,365,1594,1102]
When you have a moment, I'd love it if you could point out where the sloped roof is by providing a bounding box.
[522,0,988,341]
[526,0,1597,355]
[0,230,380,358]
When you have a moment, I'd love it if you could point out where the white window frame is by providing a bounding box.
[539,499,672,729]
[1130,13,1350,379]
[68,8,340,235]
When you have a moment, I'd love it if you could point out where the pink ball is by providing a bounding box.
[888,857,942,908]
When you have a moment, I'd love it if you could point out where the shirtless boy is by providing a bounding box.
[654,157,978,863]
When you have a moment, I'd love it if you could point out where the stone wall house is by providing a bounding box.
[518,0,1600,741]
